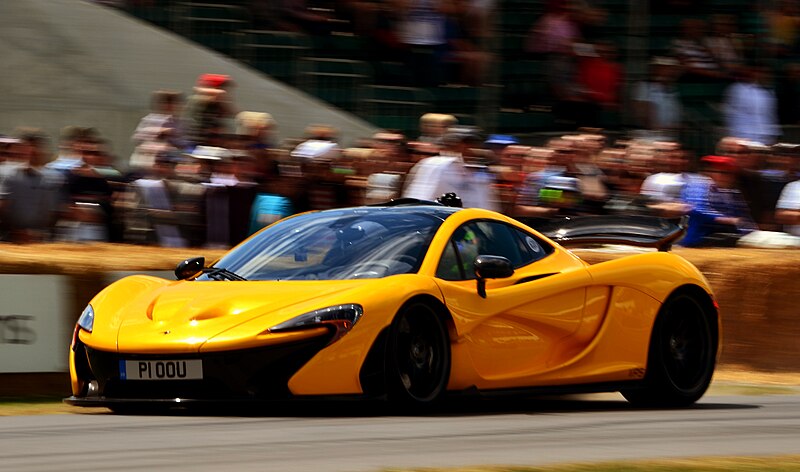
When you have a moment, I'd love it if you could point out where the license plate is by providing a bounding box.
[119,359,203,380]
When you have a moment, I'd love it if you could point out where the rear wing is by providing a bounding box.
[533,216,687,252]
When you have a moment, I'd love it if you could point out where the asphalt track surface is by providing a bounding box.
[2,394,800,472]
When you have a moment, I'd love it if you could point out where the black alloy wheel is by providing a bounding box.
[386,302,451,406]
[623,293,717,407]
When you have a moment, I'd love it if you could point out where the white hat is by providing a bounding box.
[186,146,231,161]
[291,140,339,160]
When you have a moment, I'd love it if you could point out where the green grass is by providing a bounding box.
[0,396,75,416]
[386,455,800,471]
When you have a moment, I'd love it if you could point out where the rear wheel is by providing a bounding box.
[623,293,717,407]
[385,302,451,406]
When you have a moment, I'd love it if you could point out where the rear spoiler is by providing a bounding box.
[532,216,687,252]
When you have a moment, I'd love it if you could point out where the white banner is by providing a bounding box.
[0,275,70,373]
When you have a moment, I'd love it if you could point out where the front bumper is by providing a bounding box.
[68,334,332,405]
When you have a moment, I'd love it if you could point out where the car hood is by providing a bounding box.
[87,275,382,354]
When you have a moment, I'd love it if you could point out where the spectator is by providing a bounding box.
[513,138,582,219]
[234,111,277,184]
[403,126,499,210]
[490,144,529,214]
[370,131,413,172]
[526,1,583,119]
[563,134,609,212]
[443,0,492,85]
[484,134,518,160]
[597,146,650,215]
[47,126,86,173]
[575,40,623,124]
[0,128,68,243]
[671,18,726,81]
[717,138,768,227]
[704,14,745,77]
[64,134,116,241]
[132,90,188,151]
[526,1,580,60]
[86,138,124,181]
[757,143,797,229]
[184,74,237,146]
[395,0,449,86]
[236,111,276,151]
[303,123,339,143]
[249,169,295,234]
[121,151,189,247]
[0,136,22,178]
[722,64,780,145]
[418,113,457,143]
[288,134,348,212]
[537,175,584,216]
[632,57,683,136]
[680,155,757,247]
[640,141,691,217]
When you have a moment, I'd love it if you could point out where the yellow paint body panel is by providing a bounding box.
[70,206,716,398]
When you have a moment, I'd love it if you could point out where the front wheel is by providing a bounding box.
[385,302,451,406]
[623,293,717,407]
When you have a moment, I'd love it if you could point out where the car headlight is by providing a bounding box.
[270,304,363,342]
[77,304,94,333]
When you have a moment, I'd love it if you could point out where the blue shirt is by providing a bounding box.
[680,174,756,246]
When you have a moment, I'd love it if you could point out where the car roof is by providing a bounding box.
[313,203,463,222]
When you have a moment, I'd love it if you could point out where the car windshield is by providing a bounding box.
[202,207,449,281]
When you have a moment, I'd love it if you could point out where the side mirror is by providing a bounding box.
[474,255,514,298]
[175,256,205,280]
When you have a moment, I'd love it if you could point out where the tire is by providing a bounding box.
[385,302,451,406]
[623,293,717,407]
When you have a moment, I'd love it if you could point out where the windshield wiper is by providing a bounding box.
[202,267,247,281]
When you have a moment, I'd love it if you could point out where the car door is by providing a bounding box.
[433,220,593,387]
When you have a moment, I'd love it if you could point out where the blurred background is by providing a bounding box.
[0,0,799,250]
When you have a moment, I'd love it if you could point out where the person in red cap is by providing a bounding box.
[197,73,231,89]
[679,154,757,246]
[184,74,236,146]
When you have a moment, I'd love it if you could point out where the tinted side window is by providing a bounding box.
[435,240,463,280]
[436,221,552,281]
[512,227,553,264]
[471,222,526,267]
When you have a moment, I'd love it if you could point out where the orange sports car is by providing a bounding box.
[66,199,719,410]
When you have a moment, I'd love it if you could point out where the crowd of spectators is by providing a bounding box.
[6,1,800,249]
[2,70,800,249]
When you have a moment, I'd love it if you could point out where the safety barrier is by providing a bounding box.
[0,244,797,396]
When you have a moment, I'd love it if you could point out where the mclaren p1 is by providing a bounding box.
[66,199,719,409]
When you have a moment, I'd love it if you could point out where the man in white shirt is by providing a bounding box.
[632,57,683,133]
[723,64,780,145]
[640,141,692,217]
[403,126,499,211]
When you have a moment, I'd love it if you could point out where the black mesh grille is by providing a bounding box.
[83,335,332,400]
